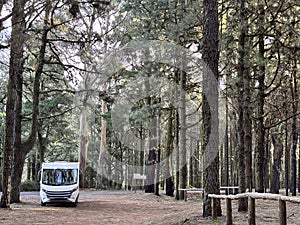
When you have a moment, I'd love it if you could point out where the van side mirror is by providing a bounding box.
[37,170,41,182]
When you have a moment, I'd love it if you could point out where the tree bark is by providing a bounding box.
[1,0,26,208]
[290,58,298,196]
[179,71,187,200]
[236,0,249,211]
[255,1,266,193]
[144,79,156,193]
[165,108,174,196]
[284,100,289,196]
[97,99,107,189]
[202,0,221,217]
[79,102,89,188]
[10,0,51,203]
[270,135,283,194]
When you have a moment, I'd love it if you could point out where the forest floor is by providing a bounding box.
[0,190,300,225]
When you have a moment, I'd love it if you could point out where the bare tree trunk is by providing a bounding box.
[179,71,187,200]
[10,0,51,203]
[270,134,283,194]
[79,103,89,188]
[144,78,156,193]
[165,108,175,196]
[97,99,107,189]
[202,0,221,217]
[256,1,266,193]
[154,113,161,196]
[1,0,26,207]
[175,71,180,200]
[290,57,298,196]
[236,0,248,212]
[37,123,48,170]
[139,128,145,189]
[284,99,289,196]
[189,139,194,187]
[175,110,180,199]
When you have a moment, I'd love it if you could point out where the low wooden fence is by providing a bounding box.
[208,192,300,225]
[178,186,239,201]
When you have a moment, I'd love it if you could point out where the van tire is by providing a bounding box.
[72,196,79,207]
[41,201,46,206]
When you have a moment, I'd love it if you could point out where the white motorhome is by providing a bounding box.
[39,161,80,206]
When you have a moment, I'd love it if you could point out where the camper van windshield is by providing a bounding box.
[42,169,78,186]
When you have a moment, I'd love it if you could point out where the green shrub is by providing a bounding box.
[21,180,40,191]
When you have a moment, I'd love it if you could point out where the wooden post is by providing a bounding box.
[248,196,255,225]
[212,197,217,219]
[279,199,287,225]
[226,198,233,225]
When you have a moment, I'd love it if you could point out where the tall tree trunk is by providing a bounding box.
[189,138,194,187]
[202,0,221,217]
[165,108,174,196]
[175,71,180,200]
[236,0,248,212]
[1,0,26,208]
[144,79,156,193]
[255,1,266,193]
[154,113,161,196]
[284,98,289,196]
[179,71,187,200]
[264,134,270,190]
[175,110,180,199]
[97,98,107,189]
[290,57,298,196]
[11,0,50,203]
[270,134,283,194]
[139,127,145,189]
[224,83,229,192]
[79,102,89,188]
[37,123,48,169]
[244,42,252,193]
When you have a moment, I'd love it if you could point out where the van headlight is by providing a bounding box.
[71,188,78,193]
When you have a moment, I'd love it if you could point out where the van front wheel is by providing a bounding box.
[72,196,79,207]
[41,201,46,206]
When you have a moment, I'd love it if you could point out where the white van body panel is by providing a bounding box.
[39,162,80,206]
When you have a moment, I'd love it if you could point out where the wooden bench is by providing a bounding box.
[220,186,239,194]
[178,188,204,201]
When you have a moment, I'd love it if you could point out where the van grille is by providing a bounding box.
[44,190,72,199]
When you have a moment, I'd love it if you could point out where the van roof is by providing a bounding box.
[42,161,79,169]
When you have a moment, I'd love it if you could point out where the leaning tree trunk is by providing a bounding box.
[202,0,221,217]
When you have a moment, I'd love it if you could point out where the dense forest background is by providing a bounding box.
[0,0,299,216]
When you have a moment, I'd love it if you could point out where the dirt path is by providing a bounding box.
[0,191,201,225]
[0,191,300,225]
